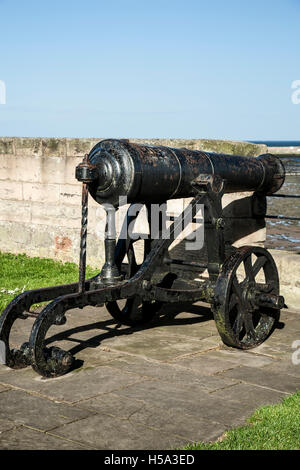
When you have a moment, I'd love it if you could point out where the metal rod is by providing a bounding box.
[266,215,300,221]
[268,194,300,198]
[78,182,89,293]
[164,258,208,269]
[167,214,203,223]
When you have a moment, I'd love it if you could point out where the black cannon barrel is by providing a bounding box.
[79,139,285,207]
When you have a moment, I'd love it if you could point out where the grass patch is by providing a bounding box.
[0,251,99,311]
[185,391,300,450]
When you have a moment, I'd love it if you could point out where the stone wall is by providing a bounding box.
[0,137,267,270]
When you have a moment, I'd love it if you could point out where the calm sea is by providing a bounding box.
[249,140,300,147]
[245,141,300,251]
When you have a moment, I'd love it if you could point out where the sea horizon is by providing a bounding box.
[248,140,300,147]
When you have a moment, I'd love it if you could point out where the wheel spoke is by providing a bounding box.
[228,293,239,312]
[243,311,256,339]
[232,276,244,304]
[234,315,244,336]
[243,256,254,281]
[232,275,255,338]
[233,307,244,336]
[252,256,267,278]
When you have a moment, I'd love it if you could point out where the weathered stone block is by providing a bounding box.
[0,159,11,180]
[10,224,31,245]
[0,221,31,252]
[5,156,42,183]
[39,156,67,184]
[0,139,14,154]
[59,205,81,228]
[192,139,266,156]
[23,182,60,203]
[59,184,82,205]
[30,202,61,225]
[41,138,67,157]
[0,180,23,201]
[131,138,267,156]
[31,228,54,248]
[0,200,31,223]
[66,138,99,157]
[14,138,42,157]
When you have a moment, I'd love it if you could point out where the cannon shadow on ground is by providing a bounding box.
[42,301,285,373]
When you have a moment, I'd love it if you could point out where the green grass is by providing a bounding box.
[0,251,99,311]
[185,391,300,450]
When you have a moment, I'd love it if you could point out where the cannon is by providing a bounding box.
[0,139,286,378]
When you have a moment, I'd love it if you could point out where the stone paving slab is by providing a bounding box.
[0,365,147,404]
[0,426,91,450]
[0,389,92,430]
[0,418,18,433]
[146,318,219,339]
[106,356,239,392]
[210,382,287,407]
[171,349,276,371]
[0,303,299,449]
[245,343,292,360]
[0,384,10,393]
[118,401,227,444]
[219,366,300,394]
[113,379,253,427]
[77,391,225,442]
[76,392,226,444]
[95,329,221,361]
[51,413,188,450]
[265,360,300,378]
[269,324,300,342]
[205,348,280,367]
[78,393,225,442]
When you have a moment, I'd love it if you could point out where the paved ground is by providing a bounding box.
[0,302,299,450]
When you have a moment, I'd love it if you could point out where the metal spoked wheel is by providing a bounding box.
[212,246,283,349]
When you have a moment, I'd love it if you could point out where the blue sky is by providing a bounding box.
[0,0,299,140]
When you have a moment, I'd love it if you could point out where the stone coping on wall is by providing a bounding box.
[0,137,267,158]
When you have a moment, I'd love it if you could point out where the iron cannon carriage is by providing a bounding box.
[0,139,286,377]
